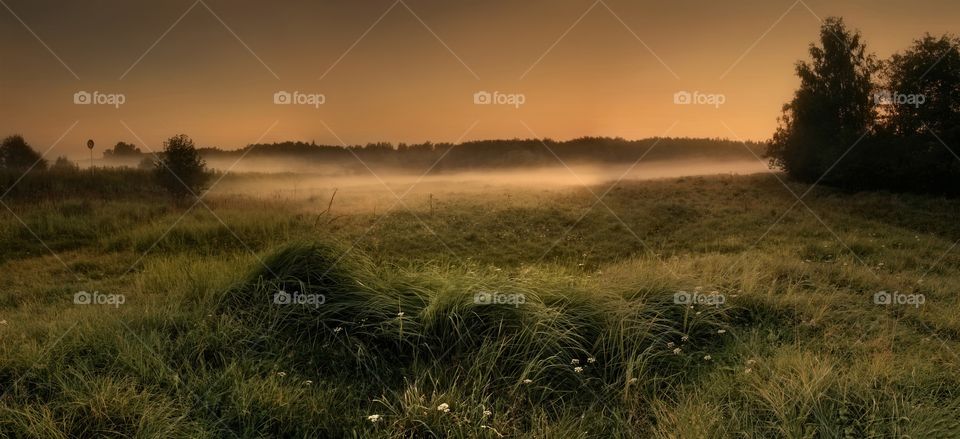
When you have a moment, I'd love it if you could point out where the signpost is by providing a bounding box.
[86,139,95,170]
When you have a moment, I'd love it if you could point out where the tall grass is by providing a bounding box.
[2,174,960,437]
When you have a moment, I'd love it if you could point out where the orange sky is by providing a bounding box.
[1,0,958,159]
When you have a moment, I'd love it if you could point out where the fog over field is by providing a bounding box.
[208,159,770,199]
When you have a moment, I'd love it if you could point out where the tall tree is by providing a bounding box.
[768,17,878,183]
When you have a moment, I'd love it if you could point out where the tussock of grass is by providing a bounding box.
[212,241,728,436]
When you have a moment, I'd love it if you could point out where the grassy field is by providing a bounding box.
[1,170,960,438]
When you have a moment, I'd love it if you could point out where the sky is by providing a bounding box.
[1,0,959,159]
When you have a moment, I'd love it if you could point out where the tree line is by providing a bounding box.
[769,17,960,195]
[97,137,763,171]
[1,133,765,200]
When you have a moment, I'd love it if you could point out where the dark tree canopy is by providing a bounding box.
[104,141,142,158]
[0,135,47,172]
[768,17,878,183]
[769,18,960,196]
[155,134,209,199]
[884,34,960,136]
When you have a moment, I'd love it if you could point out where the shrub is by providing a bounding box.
[50,156,79,171]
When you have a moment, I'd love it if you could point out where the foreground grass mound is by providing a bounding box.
[217,241,730,436]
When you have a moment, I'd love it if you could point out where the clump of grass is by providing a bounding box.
[214,241,729,436]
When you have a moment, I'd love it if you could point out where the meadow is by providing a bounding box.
[1,168,959,438]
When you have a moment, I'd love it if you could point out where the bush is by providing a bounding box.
[50,156,78,172]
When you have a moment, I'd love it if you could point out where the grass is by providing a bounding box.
[1,171,959,437]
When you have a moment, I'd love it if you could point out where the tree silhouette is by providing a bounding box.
[155,134,209,200]
[103,141,142,158]
[884,34,960,136]
[772,18,960,195]
[768,17,878,183]
[0,135,47,171]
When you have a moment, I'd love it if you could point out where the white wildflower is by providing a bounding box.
[573,366,584,373]
[367,414,382,422]
[437,403,450,413]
